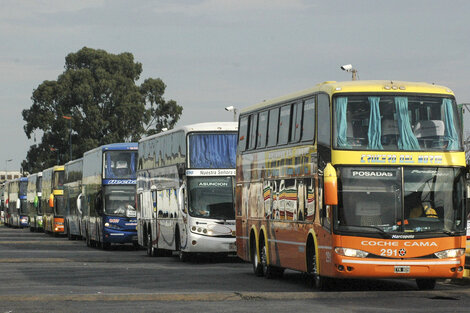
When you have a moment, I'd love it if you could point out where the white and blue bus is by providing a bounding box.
[83,143,138,249]
[137,122,238,260]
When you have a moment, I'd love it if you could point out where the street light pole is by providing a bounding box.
[224,106,238,122]
[4,159,12,182]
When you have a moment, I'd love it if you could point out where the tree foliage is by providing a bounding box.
[22,47,182,173]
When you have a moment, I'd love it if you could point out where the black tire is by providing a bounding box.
[179,250,191,262]
[259,239,284,279]
[102,242,111,250]
[86,231,91,247]
[307,239,330,290]
[147,233,155,257]
[251,237,264,277]
[67,225,72,240]
[416,279,436,290]
[175,230,190,262]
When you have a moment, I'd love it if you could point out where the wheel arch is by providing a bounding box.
[306,229,320,274]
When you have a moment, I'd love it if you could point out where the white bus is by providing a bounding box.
[137,122,238,261]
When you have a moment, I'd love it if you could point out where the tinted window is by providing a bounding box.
[302,98,315,141]
[267,108,279,147]
[248,114,258,150]
[238,116,248,151]
[318,94,330,146]
[290,102,302,143]
[257,111,269,149]
[278,105,291,145]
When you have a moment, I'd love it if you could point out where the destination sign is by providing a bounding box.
[359,154,443,165]
[186,169,236,176]
[102,179,136,185]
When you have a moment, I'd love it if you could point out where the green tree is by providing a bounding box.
[22,47,182,173]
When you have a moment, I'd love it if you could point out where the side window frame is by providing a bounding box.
[278,104,291,146]
[267,108,280,147]
[248,113,258,150]
[238,116,249,152]
[317,93,331,147]
[290,101,302,143]
[301,97,316,142]
[257,111,269,149]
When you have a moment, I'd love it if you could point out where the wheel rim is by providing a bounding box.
[312,251,318,277]
[261,245,268,273]
[147,234,152,255]
[252,244,259,268]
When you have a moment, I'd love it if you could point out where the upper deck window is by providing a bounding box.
[104,151,137,179]
[333,95,461,151]
[53,171,64,190]
[189,133,237,169]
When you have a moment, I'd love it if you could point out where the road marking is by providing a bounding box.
[0,258,71,263]
[0,290,470,302]
[0,240,76,244]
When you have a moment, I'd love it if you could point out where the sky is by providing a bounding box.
[1,0,470,172]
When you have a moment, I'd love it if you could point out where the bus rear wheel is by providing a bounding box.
[251,238,263,277]
[260,240,284,279]
[416,279,436,290]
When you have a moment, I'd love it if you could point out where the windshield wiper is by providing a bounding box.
[340,225,391,238]
[442,229,456,236]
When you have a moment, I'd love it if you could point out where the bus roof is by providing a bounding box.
[139,122,238,144]
[84,143,138,156]
[241,80,455,114]
[65,158,83,167]
[27,172,42,179]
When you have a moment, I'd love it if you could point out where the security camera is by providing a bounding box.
[225,106,235,111]
[341,64,353,72]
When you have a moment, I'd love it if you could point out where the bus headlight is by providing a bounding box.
[434,248,465,259]
[335,247,369,258]
[105,222,110,227]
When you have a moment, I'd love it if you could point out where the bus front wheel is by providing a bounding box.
[307,240,330,290]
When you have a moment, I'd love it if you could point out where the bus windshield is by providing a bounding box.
[20,199,28,215]
[103,185,136,216]
[188,176,235,220]
[337,167,465,235]
[54,171,64,190]
[54,196,66,216]
[333,95,462,151]
[19,181,27,196]
[104,151,137,179]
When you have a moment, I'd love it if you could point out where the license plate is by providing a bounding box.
[394,266,410,273]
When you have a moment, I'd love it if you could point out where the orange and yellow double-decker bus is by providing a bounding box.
[236,80,467,290]
[42,165,65,234]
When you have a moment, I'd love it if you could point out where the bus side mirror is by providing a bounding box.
[49,194,54,208]
[178,185,186,216]
[324,163,338,206]
[77,194,82,214]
